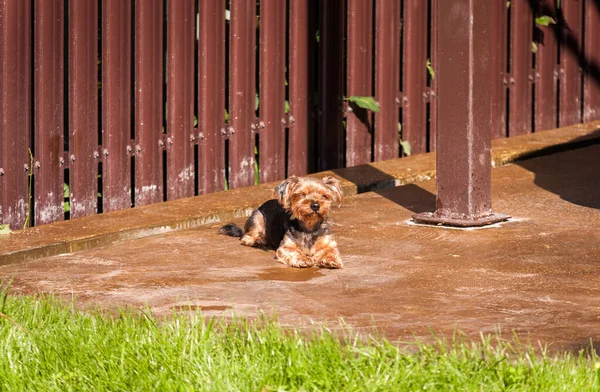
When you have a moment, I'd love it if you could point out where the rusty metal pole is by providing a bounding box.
[413,0,510,227]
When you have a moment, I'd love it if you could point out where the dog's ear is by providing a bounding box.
[275,176,300,208]
[322,176,343,204]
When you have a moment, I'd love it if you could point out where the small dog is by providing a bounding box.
[219,176,344,269]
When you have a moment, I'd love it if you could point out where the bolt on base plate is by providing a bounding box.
[412,212,511,228]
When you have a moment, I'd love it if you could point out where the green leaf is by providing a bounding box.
[345,96,380,112]
[506,1,510,9]
[64,202,70,213]
[399,139,412,156]
[535,16,556,26]
[64,183,70,199]
[531,42,538,53]
[0,224,11,235]
[426,58,435,80]
[398,122,411,156]
[193,115,198,127]
[224,109,229,123]
[284,100,290,114]
[255,92,259,111]
[315,29,320,43]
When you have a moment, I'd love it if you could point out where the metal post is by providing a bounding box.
[413,0,510,227]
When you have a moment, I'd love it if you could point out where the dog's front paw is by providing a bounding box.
[316,254,343,269]
[276,248,314,268]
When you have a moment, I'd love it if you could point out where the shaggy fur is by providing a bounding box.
[219,176,343,269]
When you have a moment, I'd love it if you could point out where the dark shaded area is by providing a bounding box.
[333,164,396,193]
[332,163,436,214]
[516,129,600,210]
[529,0,600,85]
[374,184,436,215]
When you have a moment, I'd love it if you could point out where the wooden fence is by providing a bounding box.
[1,0,599,229]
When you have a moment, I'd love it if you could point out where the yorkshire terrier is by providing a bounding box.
[219,176,344,269]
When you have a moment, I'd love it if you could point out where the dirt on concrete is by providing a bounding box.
[1,143,598,353]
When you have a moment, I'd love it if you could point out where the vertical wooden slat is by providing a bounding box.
[288,0,311,176]
[259,0,286,183]
[166,0,194,200]
[428,0,438,151]
[508,0,533,136]
[346,0,373,167]
[69,1,98,219]
[491,0,508,138]
[403,0,428,154]
[33,0,64,226]
[0,0,31,229]
[134,0,163,206]
[102,0,131,212]
[534,0,558,132]
[229,0,255,189]
[318,0,344,171]
[198,0,225,193]
[558,0,583,126]
[583,0,600,122]
[374,0,399,161]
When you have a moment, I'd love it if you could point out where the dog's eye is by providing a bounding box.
[322,194,330,200]
[299,193,306,197]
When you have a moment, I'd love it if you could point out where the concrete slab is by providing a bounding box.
[1,144,598,352]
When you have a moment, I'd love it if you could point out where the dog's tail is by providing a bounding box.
[218,223,244,238]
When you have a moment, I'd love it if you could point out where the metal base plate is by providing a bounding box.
[412,212,511,227]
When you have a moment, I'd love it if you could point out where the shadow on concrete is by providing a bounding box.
[515,129,600,210]
[332,164,437,214]
[333,129,600,213]
[374,185,436,214]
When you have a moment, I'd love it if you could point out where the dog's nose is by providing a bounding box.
[310,202,320,212]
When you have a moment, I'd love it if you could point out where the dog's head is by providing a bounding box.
[275,176,343,223]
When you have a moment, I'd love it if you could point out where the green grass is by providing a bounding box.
[0,291,598,391]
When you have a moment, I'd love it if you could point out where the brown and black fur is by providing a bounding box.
[219,176,343,268]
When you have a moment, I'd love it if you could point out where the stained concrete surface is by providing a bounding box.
[1,144,599,353]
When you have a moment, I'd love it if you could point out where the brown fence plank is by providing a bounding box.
[403,0,428,154]
[491,0,508,139]
[508,0,533,136]
[33,0,64,226]
[558,0,583,126]
[533,0,558,132]
[68,1,98,219]
[134,0,163,206]
[166,0,194,200]
[288,0,312,176]
[259,0,286,183]
[228,0,255,189]
[583,0,600,122]
[102,0,131,212]
[428,0,437,151]
[198,0,225,193]
[0,0,31,229]
[318,0,344,171]
[346,0,373,167]
[374,0,399,161]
